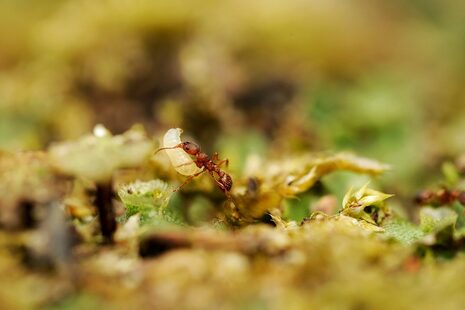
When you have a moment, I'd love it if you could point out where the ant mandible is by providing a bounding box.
[155,132,233,197]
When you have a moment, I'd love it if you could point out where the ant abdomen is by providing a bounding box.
[220,174,233,192]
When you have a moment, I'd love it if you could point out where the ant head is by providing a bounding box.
[181,142,200,155]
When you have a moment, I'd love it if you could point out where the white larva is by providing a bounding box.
[163,128,203,176]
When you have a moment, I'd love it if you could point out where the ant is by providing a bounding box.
[155,141,233,197]
[415,188,465,206]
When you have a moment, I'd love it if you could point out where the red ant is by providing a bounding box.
[155,141,233,196]
[415,188,465,206]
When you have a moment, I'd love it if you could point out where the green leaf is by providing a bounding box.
[118,179,173,225]
[452,202,465,230]
[419,207,457,234]
[441,161,460,186]
[383,219,425,245]
[283,193,312,222]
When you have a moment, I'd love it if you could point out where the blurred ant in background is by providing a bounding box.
[415,188,465,206]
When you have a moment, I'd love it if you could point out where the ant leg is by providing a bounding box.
[173,169,206,193]
[217,159,229,168]
[212,152,229,168]
[207,171,232,198]
[207,171,225,191]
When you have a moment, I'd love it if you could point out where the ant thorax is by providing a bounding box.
[197,153,209,161]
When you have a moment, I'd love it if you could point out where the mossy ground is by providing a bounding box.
[1,1,465,309]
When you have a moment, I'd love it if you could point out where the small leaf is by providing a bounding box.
[441,161,460,186]
[359,195,385,207]
[419,207,457,234]
[355,182,369,200]
[341,184,393,225]
[384,219,425,245]
[342,186,353,208]
[118,180,173,225]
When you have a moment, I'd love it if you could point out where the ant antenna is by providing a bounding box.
[153,144,182,155]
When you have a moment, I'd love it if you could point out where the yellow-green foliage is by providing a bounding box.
[1,0,465,309]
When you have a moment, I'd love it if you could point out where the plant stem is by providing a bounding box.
[95,181,116,243]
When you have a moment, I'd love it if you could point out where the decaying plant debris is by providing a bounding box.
[1,125,465,309]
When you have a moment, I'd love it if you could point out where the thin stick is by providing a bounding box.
[95,181,116,243]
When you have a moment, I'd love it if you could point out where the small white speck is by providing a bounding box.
[93,124,110,138]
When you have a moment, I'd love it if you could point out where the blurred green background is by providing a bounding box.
[1,0,464,196]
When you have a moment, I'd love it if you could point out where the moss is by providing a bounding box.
[1,0,465,308]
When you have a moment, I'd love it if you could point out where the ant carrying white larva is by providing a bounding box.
[155,128,232,196]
